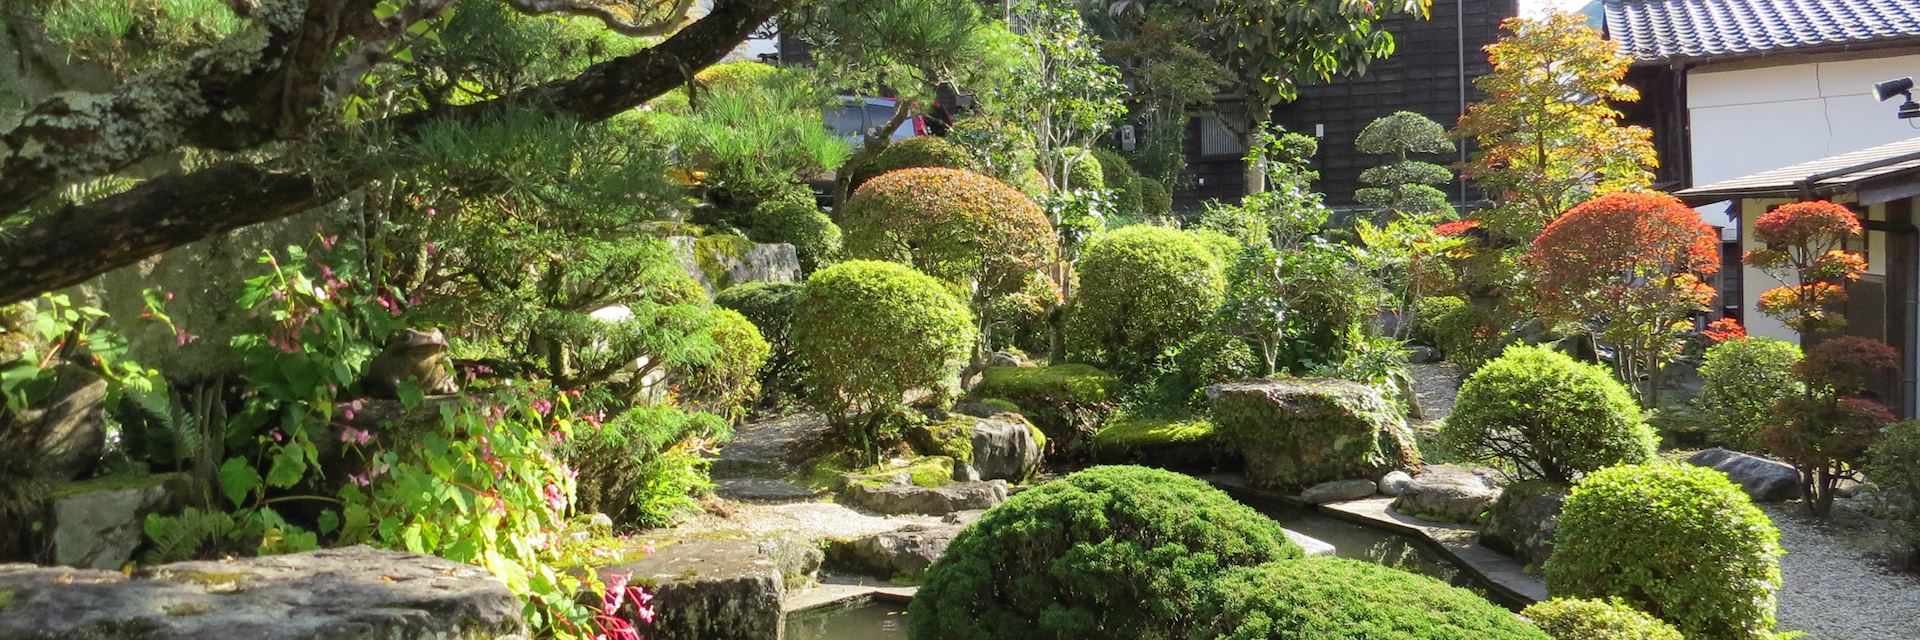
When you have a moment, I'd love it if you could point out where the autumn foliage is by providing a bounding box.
[1527,191,1719,402]
[1745,200,1866,334]
[1763,335,1899,517]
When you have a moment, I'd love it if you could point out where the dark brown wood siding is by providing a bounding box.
[1174,0,1517,212]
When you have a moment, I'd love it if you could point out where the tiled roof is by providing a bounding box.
[1677,135,1920,202]
[1603,0,1920,63]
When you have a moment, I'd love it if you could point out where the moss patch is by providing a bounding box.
[905,417,975,463]
[694,233,756,289]
[981,398,1022,414]
[156,570,252,593]
[50,472,185,500]
[1088,414,1226,468]
[972,364,1120,452]
[841,456,956,489]
[0,586,15,612]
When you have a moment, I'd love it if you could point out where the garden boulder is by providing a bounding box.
[0,546,524,639]
[964,414,1044,482]
[601,537,791,640]
[971,364,1121,454]
[1206,378,1417,489]
[825,523,960,582]
[1300,479,1378,504]
[1391,465,1501,524]
[1478,480,1568,569]
[842,480,1008,515]
[47,473,190,569]
[1686,448,1800,502]
[1379,470,1413,497]
[2,364,107,480]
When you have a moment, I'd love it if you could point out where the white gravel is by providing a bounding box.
[1766,504,1920,640]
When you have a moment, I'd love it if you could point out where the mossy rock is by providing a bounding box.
[904,418,975,464]
[1207,378,1419,489]
[1088,414,1230,469]
[971,364,1120,455]
[840,456,956,489]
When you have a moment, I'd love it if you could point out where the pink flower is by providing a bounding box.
[340,427,371,446]
[424,242,439,258]
[348,472,370,487]
[542,482,568,512]
[175,330,200,346]
[164,291,175,301]
[531,398,553,416]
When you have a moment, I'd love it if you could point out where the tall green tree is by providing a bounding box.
[985,1,1125,193]
[1098,0,1428,194]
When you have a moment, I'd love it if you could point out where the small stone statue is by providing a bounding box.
[363,328,459,398]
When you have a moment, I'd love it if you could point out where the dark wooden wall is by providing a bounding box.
[1174,0,1517,212]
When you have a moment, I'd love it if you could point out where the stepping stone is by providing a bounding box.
[841,480,1008,516]
[711,413,834,479]
[715,478,824,503]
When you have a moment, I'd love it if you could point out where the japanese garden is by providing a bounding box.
[1,0,1917,639]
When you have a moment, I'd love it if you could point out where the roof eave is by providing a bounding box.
[1626,36,1920,69]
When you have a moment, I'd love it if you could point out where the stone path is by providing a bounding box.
[1407,362,1462,429]
[1766,504,1920,640]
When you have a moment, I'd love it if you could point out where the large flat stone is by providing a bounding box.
[841,480,1007,516]
[825,524,960,582]
[600,538,792,640]
[1687,448,1800,502]
[712,413,835,479]
[48,473,188,569]
[1391,465,1501,524]
[0,545,525,639]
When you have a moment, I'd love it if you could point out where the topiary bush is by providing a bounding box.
[1090,147,1146,221]
[1522,598,1685,640]
[1411,295,1466,348]
[1545,464,1784,640]
[1193,557,1552,640]
[1442,345,1655,483]
[842,168,1055,298]
[1695,337,1802,449]
[971,363,1120,453]
[1143,330,1257,409]
[1209,377,1418,488]
[746,188,843,273]
[908,465,1302,640]
[791,260,976,427]
[1067,225,1227,380]
[851,135,977,189]
[674,308,770,423]
[1057,146,1106,191]
[1133,176,1171,220]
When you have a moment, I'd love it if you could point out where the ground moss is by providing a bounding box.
[972,364,1120,450]
[50,472,185,500]
[980,398,1022,414]
[841,456,956,489]
[693,233,756,289]
[1087,413,1226,468]
[906,418,975,463]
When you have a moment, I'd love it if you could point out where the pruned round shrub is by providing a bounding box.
[791,260,976,419]
[1195,557,1550,640]
[1145,330,1256,409]
[1522,598,1685,640]
[1210,377,1418,488]
[1134,176,1171,219]
[1695,337,1802,449]
[908,465,1302,640]
[674,308,770,422]
[1057,146,1105,191]
[1443,345,1655,484]
[1545,464,1783,640]
[842,168,1055,297]
[1091,147,1145,221]
[1411,295,1466,348]
[971,363,1119,452]
[852,135,976,189]
[1067,225,1226,379]
[746,189,842,273]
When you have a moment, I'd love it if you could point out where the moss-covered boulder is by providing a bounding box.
[1207,378,1418,489]
[1088,413,1229,469]
[970,364,1119,454]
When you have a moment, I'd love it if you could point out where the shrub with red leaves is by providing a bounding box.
[1744,200,1865,334]
[1764,334,1899,517]
[1527,191,1719,403]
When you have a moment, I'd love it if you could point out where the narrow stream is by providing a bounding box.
[783,503,1499,639]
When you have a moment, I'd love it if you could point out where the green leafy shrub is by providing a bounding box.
[746,187,843,273]
[1443,345,1655,483]
[1427,297,1502,369]
[1091,147,1146,221]
[1411,295,1466,348]
[1522,598,1685,640]
[1867,420,1920,570]
[1210,377,1417,488]
[1695,337,1802,449]
[566,406,728,529]
[852,135,977,188]
[1058,146,1106,191]
[791,260,975,432]
[1194,558,1551,640]
[1133,177,1172,220]
[842,168,1055,299]
[1087,413,1226,468]
[908,465,1302,639]
[674,308,770,423]
[1067,225,1226,380]
[1144,330,1257,409]
[1545,464,1784,640]
[715,282,804,405]
[971,363,1120,452]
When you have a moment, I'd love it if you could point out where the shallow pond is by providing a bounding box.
[782,503,1502,639]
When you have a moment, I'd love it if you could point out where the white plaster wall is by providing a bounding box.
[1688,51,1920,237]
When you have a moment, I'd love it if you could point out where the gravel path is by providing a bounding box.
[1765,504,1920,640]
